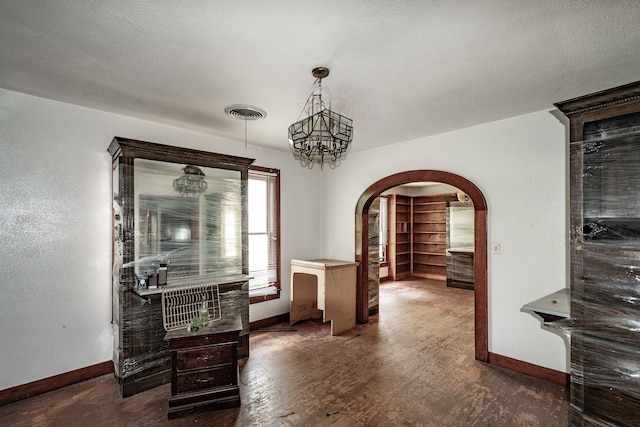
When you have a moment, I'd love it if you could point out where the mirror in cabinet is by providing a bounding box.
[132,158,243,286]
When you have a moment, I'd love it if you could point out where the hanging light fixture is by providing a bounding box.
[173,165,208,197]
[288,67,353,166]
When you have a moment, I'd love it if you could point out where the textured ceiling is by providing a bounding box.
[1,1,640,153]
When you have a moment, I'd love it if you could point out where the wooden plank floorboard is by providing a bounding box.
[0,279,569,426]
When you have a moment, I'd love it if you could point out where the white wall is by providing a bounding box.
[0,89,323,390]
[322,110,569,373]
[0,87,570,391]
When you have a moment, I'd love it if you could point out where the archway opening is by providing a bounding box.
[355,170,488,362]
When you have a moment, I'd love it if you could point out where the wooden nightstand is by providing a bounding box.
[164,315,242,419]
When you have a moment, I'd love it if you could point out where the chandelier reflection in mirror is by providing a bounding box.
[288,67,353,166]
[173,165,208,197]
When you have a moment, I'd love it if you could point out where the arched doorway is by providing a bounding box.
[355,170,488,362]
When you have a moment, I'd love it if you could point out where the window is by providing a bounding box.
[379,196,388,263]
[248,167,280,303]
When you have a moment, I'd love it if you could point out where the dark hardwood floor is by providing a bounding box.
[0,279,569,426]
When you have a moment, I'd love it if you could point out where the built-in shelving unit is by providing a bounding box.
[388,194,450,281]
[388,194,411,280]
[411,196,447,280]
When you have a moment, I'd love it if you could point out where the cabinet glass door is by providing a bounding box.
[581,112,640,244]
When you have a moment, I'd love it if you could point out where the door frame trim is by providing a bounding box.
[355,170,488,361]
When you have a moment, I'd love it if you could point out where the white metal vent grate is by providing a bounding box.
[225,104,266,120]
[161,283,221,331]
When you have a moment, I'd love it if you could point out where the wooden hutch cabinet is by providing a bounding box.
[108,137,253,397]
[555,82,640,426]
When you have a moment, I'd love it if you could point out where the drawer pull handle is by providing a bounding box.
[197,378,213,384]
[199,356,211,361]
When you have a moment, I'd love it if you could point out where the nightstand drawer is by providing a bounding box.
[176,365,236,393]
[176,344,234,371]
[165,315,242,418]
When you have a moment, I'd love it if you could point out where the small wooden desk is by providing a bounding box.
[290,259,359,335]
[165,315,242,419]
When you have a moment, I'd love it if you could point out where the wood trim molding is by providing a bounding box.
[249,313,290,331]
[488,352,570,387]
[0,361,114,407]
[248,166,282,306]
[109,136,255,168]
[554,80,640,117]
[355,170,489,362]
[249,291,281,304]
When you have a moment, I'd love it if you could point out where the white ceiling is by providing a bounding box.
[2,1,640,154]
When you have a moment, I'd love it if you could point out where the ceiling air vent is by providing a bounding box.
[225,105,266,120]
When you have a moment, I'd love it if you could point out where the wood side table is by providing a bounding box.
[164,315,242,419]
[290,259,359,335]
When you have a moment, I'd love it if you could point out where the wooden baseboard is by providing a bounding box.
[0,361,114,407]
[1,313,290,406]
[488,352,569,387]
[2,327,566,409]
[411,272,447,281]
[249,312,290,331]
[391,272,411,281]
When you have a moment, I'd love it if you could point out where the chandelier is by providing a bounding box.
[288,67,353,166]
[173,165,208,197]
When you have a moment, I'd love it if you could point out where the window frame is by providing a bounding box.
[248,166,281,304]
